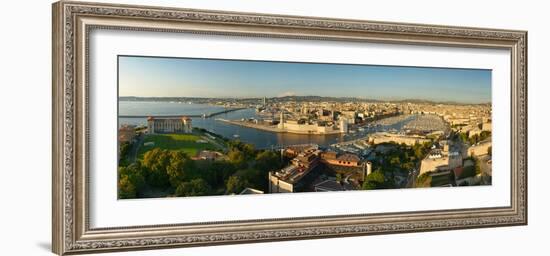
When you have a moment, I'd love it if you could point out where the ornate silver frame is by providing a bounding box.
[52,1,527,255]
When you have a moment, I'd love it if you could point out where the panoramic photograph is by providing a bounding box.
[117,56,493,199]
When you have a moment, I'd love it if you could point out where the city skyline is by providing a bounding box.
[119,55,492,104]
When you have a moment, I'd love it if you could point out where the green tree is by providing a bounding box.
[401,162,415,172]
[166,151,195,187]
[228,140,256,159]
[242,143,256,159]
[225,175,250,194]
[142,148,170,188]
[119,142,131,157]
[118,163,145,198]
[118,141,131,166]
[254,150,281,172]
[175,178,211,197]
[228,149,246,168]
[460,158,477,178]
[207,160,237,188]
[237,168,264,189]
[118,175,136,199]
[403,151,411,161]
[413,143,424,159]
[458,132,468,144]
[389,156,401,166]
[362,171,386,190]
[228,140,243,150]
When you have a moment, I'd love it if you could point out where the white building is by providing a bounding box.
[147,116,192,134]
[339,117,348,134]
[278,111,285,129]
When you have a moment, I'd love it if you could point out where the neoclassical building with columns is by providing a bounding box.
[147,116,192,134]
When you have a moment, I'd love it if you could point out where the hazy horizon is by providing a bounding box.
[119,56,492,104]
[119,95,491,104]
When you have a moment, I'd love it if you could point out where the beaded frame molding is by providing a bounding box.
[52,1,527,255]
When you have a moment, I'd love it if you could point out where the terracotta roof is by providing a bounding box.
[321,151,337,159]
[337,153,360,162]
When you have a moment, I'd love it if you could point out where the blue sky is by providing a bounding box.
[118,56,491,103]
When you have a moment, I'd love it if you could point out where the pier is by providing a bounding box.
[119,107,246,119]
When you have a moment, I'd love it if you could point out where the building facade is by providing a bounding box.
[269,147,321,193]
[368,132,431,146]
[339,117,348,133]
[147,116,192,134]
[468,139,492,157]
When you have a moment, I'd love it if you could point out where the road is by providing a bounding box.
[127,134,144,163]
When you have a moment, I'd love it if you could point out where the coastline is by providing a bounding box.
[217,118,343,135]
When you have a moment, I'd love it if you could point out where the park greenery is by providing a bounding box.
[362,170,387,189]
[119,141,131,159]
[137,133,219,160]
[118,139,284,199]
[361,141,432,190]
[118,141,132,167]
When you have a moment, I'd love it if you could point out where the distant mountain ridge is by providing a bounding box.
[119,96,489,105]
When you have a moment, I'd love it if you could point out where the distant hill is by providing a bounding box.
[118,96,489,105]
[271,95,383,103]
